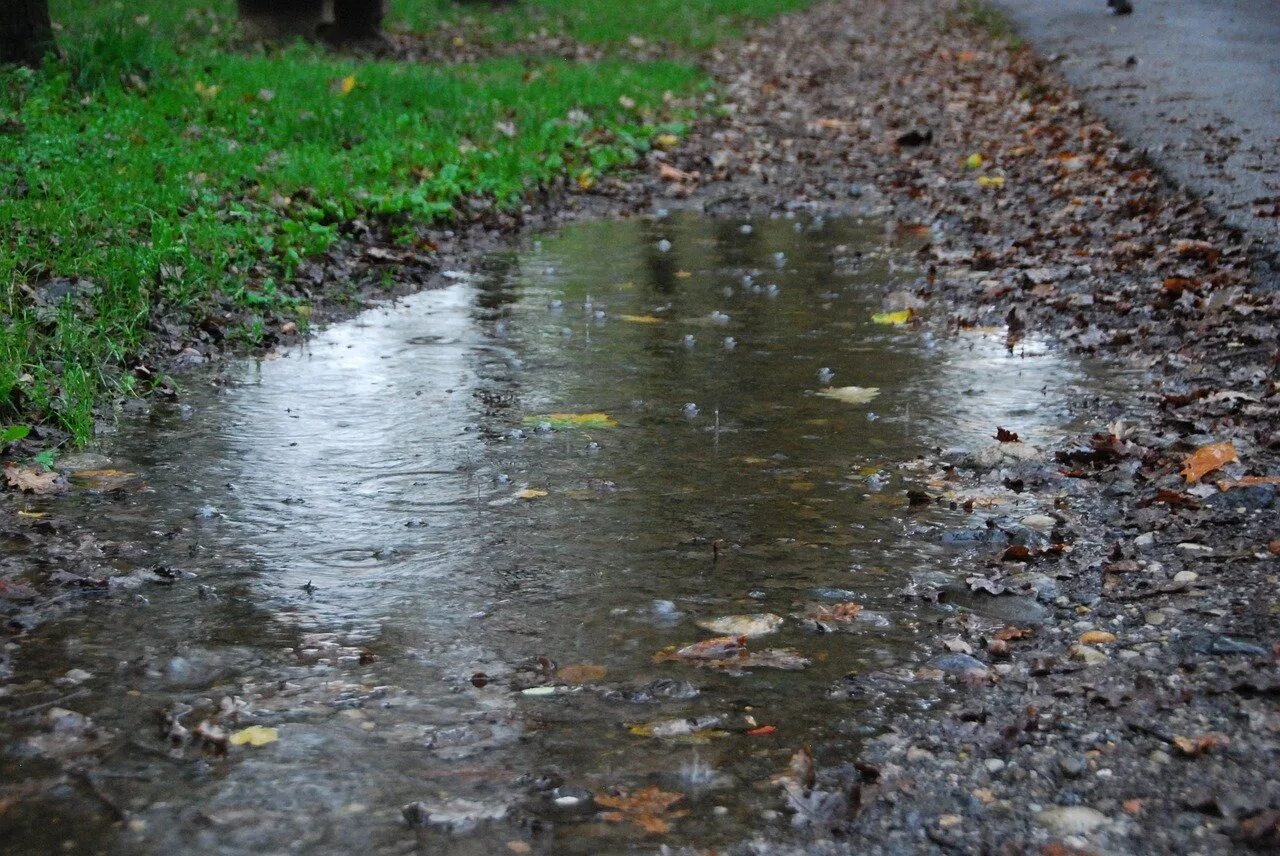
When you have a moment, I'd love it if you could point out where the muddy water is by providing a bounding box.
[2,214,1120,854]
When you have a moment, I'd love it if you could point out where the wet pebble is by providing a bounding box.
[657,239,672,252]
[927,653,988,675]
[1037,805,1108,835]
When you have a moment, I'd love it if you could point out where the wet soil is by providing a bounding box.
[4,0,1280,853]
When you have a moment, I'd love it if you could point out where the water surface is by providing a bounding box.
[1,213,1119,854]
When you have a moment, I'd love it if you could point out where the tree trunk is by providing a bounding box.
[0,0,55,67]
[237,0,329,41]
[328,0,384,43]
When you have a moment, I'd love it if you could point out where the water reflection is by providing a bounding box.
[0,214,1119,854]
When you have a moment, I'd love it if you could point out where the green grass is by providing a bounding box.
[386,0,817,49]
[0,2,742,444]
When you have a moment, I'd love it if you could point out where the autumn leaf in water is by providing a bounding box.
[3,464,68,495]
[816,386,880,405]
[619,314,664,325]
[1181,441,1238,483]
[594,786,688,834]
[696,613,783,637]
[556,663,607,684]
[522,413,618,429]
[871,309,912,325]
[229,725,279,747]
[515,488,548,500]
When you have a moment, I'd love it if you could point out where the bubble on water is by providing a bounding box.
[655,208,670,219]
[493,321,508,337]
[677,754,726,794]
[548,299,563,311]
[682,402,699,416]
[773,251,786,268]
[739,224,753,234]
[586,441,600,452]
[709,311,730,324]
[723,336,737,350]
[682,334,696,348]
[494,473,511,485]
[560,327,573,337]
[657,239,672,252]
[765,284,780,298]
[818,367,835,383]
[535,421,553,434]
[742,274,754,287]
[582,299,593,312]
[721,286,734,298]
[509,428,526,440]
[532,240,542,252]
[866,412,879,421]
[195,505,218,520]
[652,599,679,618]
[593,310,606,321]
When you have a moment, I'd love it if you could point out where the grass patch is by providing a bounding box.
[386,0,816,49]
[2,2,721,444]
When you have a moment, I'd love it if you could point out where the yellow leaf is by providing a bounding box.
[674,270,692,278]
[654,133,679,149]
[978,175,1005,188]
[339,75,357,96]
[523,413,618,429]
[1078,630,1116,645]
[516,489,548,500]
[965,153,984,169]
[193,81,220,100]
[871,309,912,325]
[1181,441,1238,483]
[229,725,278,747]
[816,386,880,405]
[577,169,595,190]
[620,314,664,325]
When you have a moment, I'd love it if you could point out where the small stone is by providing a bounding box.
[1020,514,1057,532]
[1175,543,1214,558]
[1134,532,1155,549]
[1059,756,1087,778]
[1069,644,1109,666]
[907,746,935,762]
[1144,611,1165,626]
[1173,570,1198,584]
[984,758,1005,773]
[1037,805,1108,835]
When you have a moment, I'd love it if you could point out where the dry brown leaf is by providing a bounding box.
[1172,733,1229,757]
[1181,441,1238,483]
[658,163,698,183]
[4,464,68,495]
[594,786,687,834]
[1079,630,1117,645]
[556,663,607,684]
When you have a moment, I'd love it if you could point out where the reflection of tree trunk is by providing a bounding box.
[0,0,55,67]
[237,0,329,41]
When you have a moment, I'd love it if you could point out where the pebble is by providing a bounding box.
[1134,532,1155,549]
[1037,806,1108,835]
[1020,514,1057,532]
[1173,570,1198,584]
[1175,543,1214,558]
[984,758,1005,773]
[1059,756,1087,778]
[657,239,671,252]
[1069,645,1109,666]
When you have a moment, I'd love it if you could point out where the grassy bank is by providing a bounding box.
[1,1,808,448]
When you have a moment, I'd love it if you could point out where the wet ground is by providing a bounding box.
[0,213,1128,854]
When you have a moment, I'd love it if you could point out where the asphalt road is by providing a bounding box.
[993,0,1280,249]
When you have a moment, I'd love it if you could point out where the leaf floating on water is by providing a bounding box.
[515,489,548,500]
[3,464,68,495]
[594,786,688,835]
[556,663,607,684]
[659,635,747,661]
[816,386,880,405]
[619,314,664,325]
[522,412,618,429]
[1181,441,1238,483]
[805,602,862,622]
[871,309,912,325]
[628,714,726,739]
[70,468,138,491]
[228,725,278,747]
[695,613,783,638]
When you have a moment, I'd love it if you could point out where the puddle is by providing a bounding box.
[0,214,1126,853]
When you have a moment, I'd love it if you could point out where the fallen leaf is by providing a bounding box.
[556,663,607,684]
[995,427,1021,443]
[816,386,880,405]
[4,464,68,495]
[193,80,219,100]
[746,724,777,736]
[1079,630,1116,645]
[658,635,747,661]
[1172,733,1228,757]
[871,309,912,325]
[515,489,548,500]
[1216,475,1280,491]
[965,153,984,169]
[228,725,278,747]
[658,163,697,183]
[696,613,783,637]
[653,133,679,149]
[337,74,357,96]
[506,842,532,855]
[1181,441,1238,483]
[619,314,664,324]
[595,786,687,834]
[522,412,618,429]
[805,602,862,622]
[978,175,1005,189]
[69,469,137,491]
